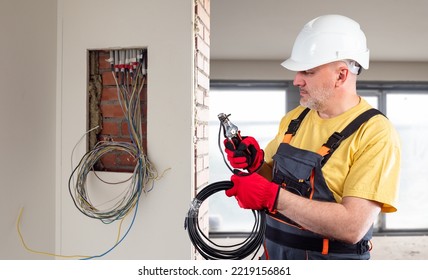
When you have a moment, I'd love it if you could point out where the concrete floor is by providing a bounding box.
[370,235,428,260]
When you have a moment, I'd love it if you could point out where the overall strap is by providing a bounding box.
[282,108,310,143]
[318,108,384,165]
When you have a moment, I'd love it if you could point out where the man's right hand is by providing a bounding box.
[223,136,264,173]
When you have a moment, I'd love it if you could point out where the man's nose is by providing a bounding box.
[293,72,305,87]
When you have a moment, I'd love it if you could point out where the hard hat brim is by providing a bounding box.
[281,52,369,72]
[281,58,324,72]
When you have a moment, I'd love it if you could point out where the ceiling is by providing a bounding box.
[210,0,428,62]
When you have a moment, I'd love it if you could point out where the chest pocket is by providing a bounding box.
[272,144,323,199]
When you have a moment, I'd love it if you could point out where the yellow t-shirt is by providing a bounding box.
[264,98,401,213]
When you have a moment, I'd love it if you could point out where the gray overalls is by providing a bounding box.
[262,108,382,260]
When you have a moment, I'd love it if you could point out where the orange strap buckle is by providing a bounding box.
[321,238,329,255]
[282,133,293,144]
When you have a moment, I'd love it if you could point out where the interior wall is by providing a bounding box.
[0,0,57,260]
[58,0,194,259]
[211,60,428,82]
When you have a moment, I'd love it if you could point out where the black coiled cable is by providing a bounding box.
[184,180,266,260]
[184,113,266,259]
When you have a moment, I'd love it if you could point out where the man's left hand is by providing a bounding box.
[225,173,280,212]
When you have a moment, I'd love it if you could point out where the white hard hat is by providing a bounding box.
[281,14,369,72]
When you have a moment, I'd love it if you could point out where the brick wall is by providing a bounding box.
[193,0,210,259]
[87,49,147,173]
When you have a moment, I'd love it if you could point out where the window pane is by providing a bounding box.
[385,93,428,229]
[208,89,285,232]
[363,95,379,109]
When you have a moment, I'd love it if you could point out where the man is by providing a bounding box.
[224,14,401,260]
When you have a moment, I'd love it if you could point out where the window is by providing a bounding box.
[208,81,428,236]
[208,82,286,233]
[384,93,428,231]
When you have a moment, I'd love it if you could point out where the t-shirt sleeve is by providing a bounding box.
[342,118,401,213]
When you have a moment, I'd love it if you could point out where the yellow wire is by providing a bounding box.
[155,167,171,181]
[115,202,135,244]
[17,207,131,259]
[16,207,90,259]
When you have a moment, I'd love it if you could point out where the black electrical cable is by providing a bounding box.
[217,120,234,174]
[184,116,266,260]
[184,181,266,260]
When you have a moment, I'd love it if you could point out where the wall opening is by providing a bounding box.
[87,48,148,173]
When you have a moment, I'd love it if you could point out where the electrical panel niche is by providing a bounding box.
[87,48,148,173]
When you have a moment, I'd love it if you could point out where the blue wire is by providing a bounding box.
[77,58,148,260]
[80,174,143,260]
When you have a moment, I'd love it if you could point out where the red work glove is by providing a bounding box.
[223,136,264,173]
[225,173,280,212]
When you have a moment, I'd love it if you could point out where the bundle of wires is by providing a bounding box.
[184,119,266,260]
[184,181,266,260]
[68,141,155,223]
[69,51,157,234]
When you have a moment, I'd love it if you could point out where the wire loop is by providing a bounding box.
[184,180,266,260]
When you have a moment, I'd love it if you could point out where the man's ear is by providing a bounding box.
[336,67,349,87]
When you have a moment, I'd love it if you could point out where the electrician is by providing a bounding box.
[223,14,401,260]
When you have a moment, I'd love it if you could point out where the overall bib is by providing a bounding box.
[262,108,382,260]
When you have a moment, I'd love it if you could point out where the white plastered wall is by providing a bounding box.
[0,0,57,260]
[57,0,194,259]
